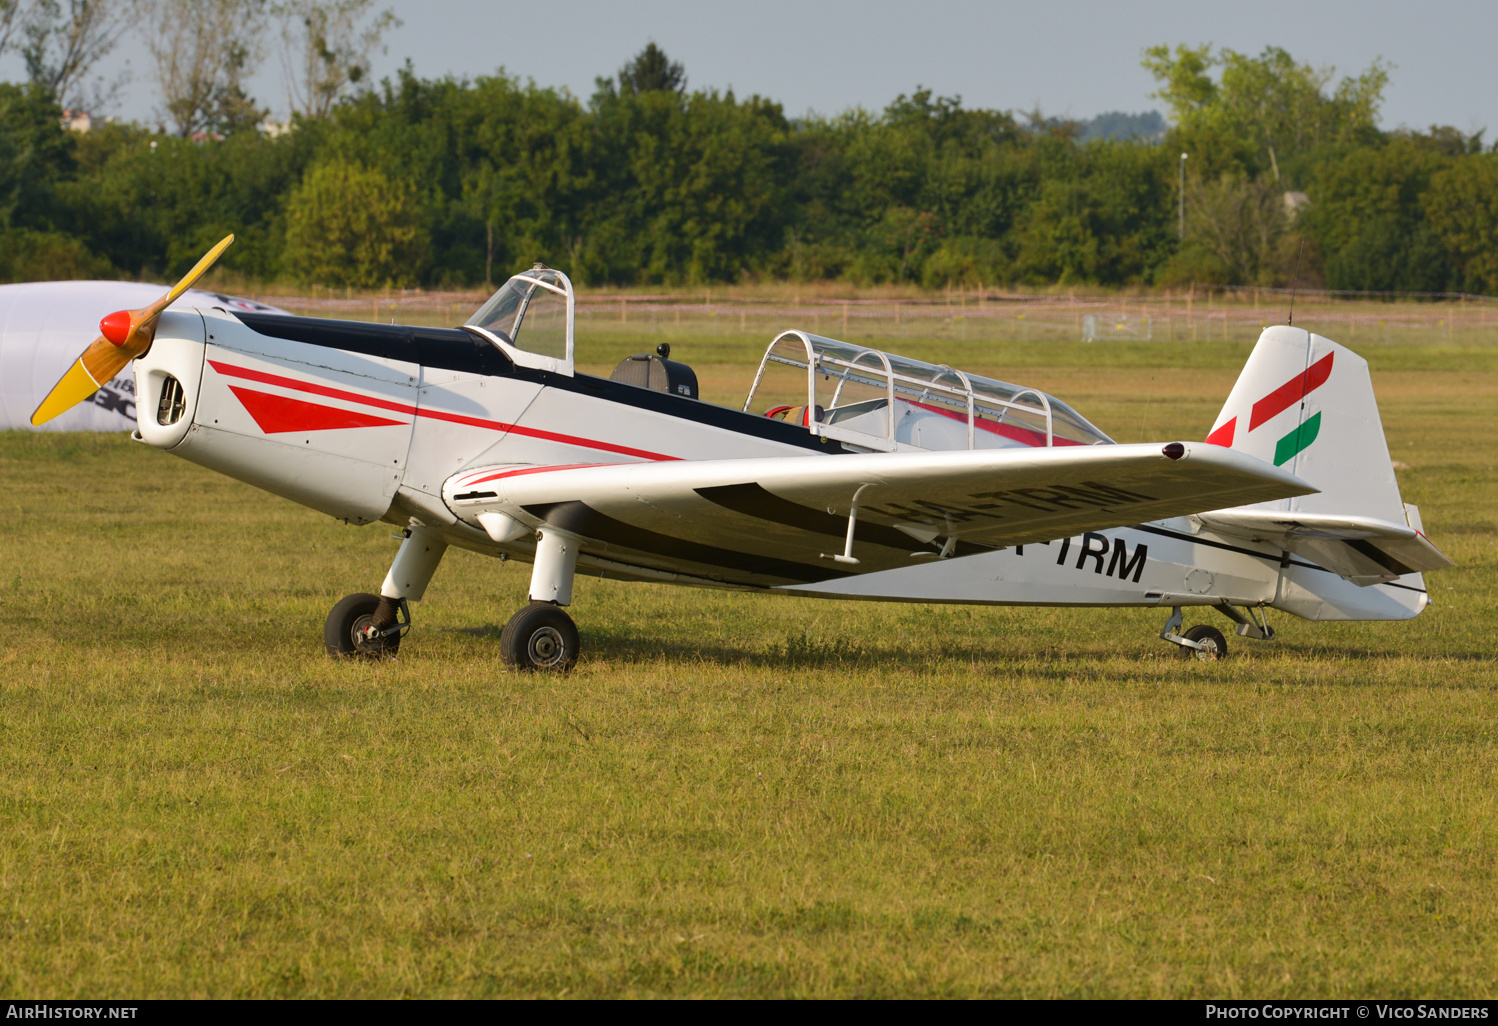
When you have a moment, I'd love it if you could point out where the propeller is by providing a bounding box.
[30,234,235,426]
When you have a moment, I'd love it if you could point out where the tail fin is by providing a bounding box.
[1205,325,1403,522]
[1201,326,1450,620]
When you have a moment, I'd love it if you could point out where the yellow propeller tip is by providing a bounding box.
[31,359,103,426]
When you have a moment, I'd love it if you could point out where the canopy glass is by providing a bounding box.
[745,331,1113,451]
[465,267,574,375]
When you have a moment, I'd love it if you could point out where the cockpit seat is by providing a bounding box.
[609,343,698,399]
[764,404,825,425]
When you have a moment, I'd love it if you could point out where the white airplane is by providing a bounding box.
[30,237,1452,669]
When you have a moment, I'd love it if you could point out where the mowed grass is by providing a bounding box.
[1,334,1496,998]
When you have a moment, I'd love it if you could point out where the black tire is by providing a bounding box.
[1180,623,1228,661]
[325,592,401,658]
[500,602,579,671]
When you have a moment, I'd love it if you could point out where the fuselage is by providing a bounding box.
[130,305,1428,623]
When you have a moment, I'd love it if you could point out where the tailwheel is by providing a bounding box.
[500,601,579,672]
[1179,624,1228,661]
[325,593,405,659]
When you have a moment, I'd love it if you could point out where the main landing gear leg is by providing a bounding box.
[324,526,448,658]
[500,527,581,672]
[1159,606,1228,661]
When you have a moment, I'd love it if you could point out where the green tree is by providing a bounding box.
[54,116,321,280]
[0,80,115,282]
[1141,43,1218,123]
[0,81,73,230]
[1182,172,1289,285]
[785,90,1035,285]
[576,82,793,283]
[616,42,685,96]
[1302,137,1453,292]
[282,158,427,286]
[1012,142,1172,285]
[1425,155,1498,293]
[1144,43,1388,182]
[7,39,1487,295]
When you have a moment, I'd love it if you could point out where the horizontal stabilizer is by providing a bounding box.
[1195,509,1453,584]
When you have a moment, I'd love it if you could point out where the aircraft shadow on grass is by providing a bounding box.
[447,624,1490,671]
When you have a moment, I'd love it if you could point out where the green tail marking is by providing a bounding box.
[1273,411,1321,466]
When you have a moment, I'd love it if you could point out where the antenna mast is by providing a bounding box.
[1288,238,1305,326]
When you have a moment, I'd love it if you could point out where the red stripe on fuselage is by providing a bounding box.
[211,360,415,415]
[1249,353,1334,431]
[460,463,621,487]
[207,359,679,461]
[228,386,407,433]
[908,400,1085,448]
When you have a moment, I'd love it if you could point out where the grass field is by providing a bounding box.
[2,326,1495,998]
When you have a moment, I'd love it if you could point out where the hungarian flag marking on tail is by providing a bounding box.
[1209,351,1334,465]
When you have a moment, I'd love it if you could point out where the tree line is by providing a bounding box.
[2,10,1496,294]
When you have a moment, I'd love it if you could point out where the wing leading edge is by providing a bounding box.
[444,442,1315,587]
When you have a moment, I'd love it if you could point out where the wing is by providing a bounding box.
[1194,509,1452,585]
[444,442,1314,587]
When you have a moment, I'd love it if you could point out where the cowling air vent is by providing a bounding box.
[156,374,186,425]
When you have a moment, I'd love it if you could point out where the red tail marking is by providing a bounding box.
[1250,352,1334,431]
[228,386,406,434]
[1205,416,1236,448]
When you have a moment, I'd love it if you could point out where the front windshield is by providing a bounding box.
[467,281,525,344]
[466,268,569,360]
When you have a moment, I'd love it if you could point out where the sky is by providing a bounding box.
[12,0,1498,135]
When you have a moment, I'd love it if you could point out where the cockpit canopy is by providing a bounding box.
[465,266,574,375]
[744,331,1113,452]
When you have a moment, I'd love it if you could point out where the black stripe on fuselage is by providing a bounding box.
[522,501,853,585]
[235,312,844,454]
[1131,523,1283,564]
[238,312,517,374]
[694,482,992,558]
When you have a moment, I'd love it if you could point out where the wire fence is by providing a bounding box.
[252,283,1498,347]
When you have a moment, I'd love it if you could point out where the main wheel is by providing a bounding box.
[500,602,579,671]
[325,592,401,658]
[1180,623,1228,661]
